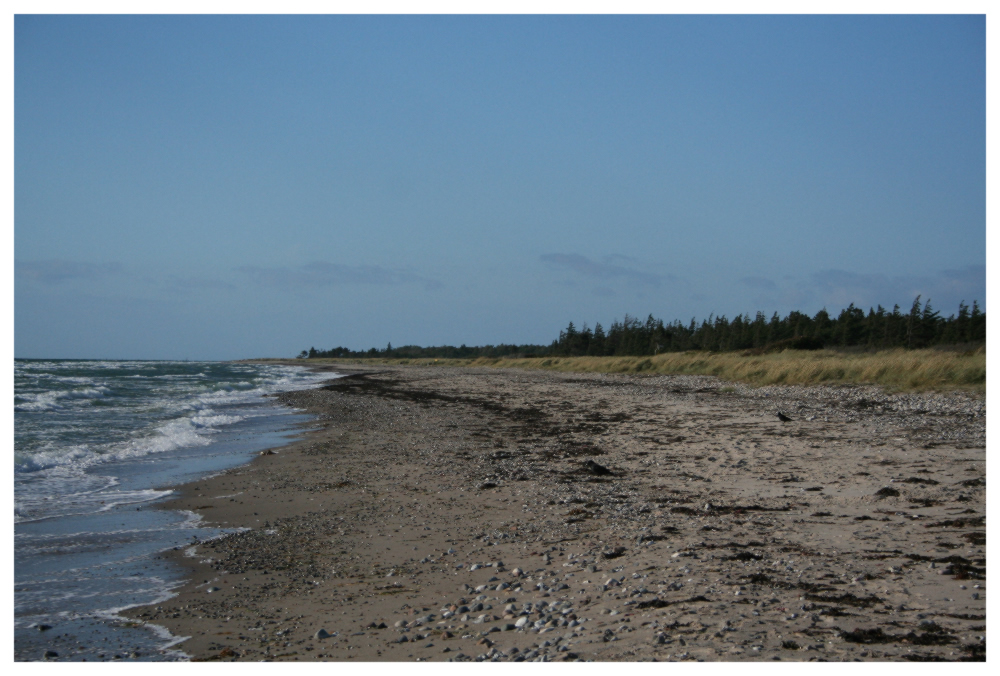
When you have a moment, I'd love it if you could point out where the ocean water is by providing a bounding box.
[13,359,337,661]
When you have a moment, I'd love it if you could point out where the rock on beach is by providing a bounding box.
[121,364,985,663]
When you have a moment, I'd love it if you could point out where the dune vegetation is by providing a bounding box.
[290,298,985,393]
[299,346,985,393]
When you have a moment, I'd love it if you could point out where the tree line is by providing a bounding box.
[300,342,551,360]
[300,296,984,360]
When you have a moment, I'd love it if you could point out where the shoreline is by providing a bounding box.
[252,347,987,394]
[13,360,334,663]
[123,364,985,662]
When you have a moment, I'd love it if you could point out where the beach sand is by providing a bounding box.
[123,364,985,662]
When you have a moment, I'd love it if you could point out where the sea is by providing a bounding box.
[13,359,338,662]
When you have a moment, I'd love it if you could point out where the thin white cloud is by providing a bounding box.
[809,266,985,312]
[17,259,242,295]
[162,275,236,293]
[724,266,985,317]
[740,276,778,291]
[16,260,124,284]
[236,261,443,291]
[540,253,674,288]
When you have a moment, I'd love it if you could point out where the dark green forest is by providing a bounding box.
[300,296,985,360]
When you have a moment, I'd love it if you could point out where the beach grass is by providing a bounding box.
[297,346,985,393]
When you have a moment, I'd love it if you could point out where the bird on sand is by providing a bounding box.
[776,411,792,422]
[585,459,613,476]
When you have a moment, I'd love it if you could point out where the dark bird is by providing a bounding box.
[777,411,792,422]
[585,459,613,476]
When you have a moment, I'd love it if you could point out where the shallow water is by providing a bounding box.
[13,360,336,661]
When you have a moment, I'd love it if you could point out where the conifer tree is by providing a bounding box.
[906,296,923,348]
[970,301,985,341]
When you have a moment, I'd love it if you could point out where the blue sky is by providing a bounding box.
[14,14,985,359]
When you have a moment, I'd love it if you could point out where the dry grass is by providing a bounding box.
[301,346,985,393]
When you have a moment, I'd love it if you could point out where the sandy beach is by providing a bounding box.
[123,364,985,662]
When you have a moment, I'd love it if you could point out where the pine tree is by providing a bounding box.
[921,299,942,346]
[590,322,606,356]
[956,301,970,343]
[812,309,832,346]
[970,301,985,341]
[906,296,922,348]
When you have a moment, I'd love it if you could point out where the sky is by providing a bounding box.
[13,13,986,359]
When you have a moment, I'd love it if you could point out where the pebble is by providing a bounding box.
[149,367,983,664]
[314,629,331,639]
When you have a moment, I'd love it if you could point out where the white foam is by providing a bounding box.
[15,362,341,522]
[13,474,176,524]
[16,443,95,472]
[16,405,243,476]
[37,374,99,385]
[96,589,194,659]
[190,412,243,428]
[14,385,111,412]
[94,488,176,513]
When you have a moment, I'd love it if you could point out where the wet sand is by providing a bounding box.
[123,364,985,662]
